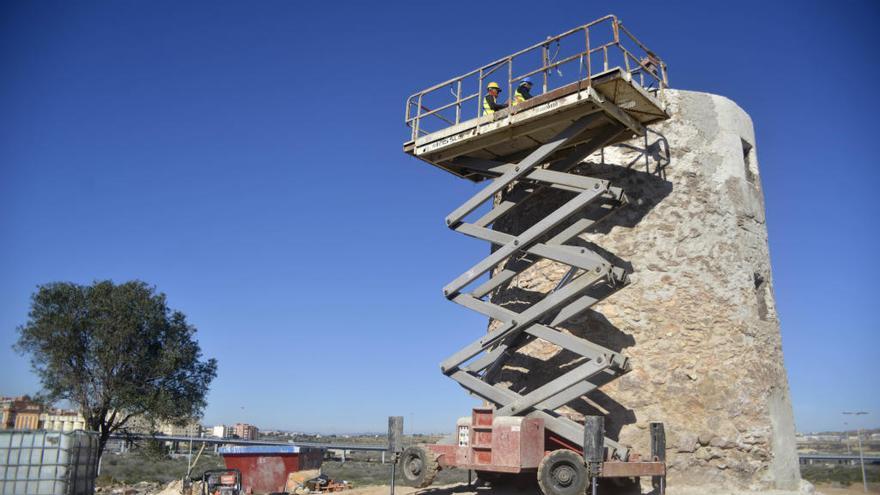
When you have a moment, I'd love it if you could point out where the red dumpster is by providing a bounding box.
[218,445,324,494]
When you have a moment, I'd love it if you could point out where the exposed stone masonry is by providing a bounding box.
[488,90,800,491]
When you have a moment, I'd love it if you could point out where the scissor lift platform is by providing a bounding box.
[404,68,667,181]
[400,15,671,495]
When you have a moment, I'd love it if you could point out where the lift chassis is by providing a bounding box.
[400,410,665,495]
[401,15,671,495]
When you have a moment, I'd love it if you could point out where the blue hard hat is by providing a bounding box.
[521,77,533,85]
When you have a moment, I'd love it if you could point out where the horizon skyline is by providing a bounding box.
[2,390,877,436]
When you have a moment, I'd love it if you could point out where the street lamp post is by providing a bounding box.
[842,411,868,493]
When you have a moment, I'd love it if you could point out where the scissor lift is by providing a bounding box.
[400,16,670,495]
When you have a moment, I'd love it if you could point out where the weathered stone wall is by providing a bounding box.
[489,89,800,491]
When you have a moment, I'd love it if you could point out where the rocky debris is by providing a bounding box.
[153,480,184,495]
[488,89,801,491]
[799,480,817,493]
[96,481,160,495]
[96,479,206,495]
[153,479,205,495]
[286,469,322,493]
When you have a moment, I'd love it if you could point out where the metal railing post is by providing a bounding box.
[542,41,549,94]
[477,69,484,121]
[414,94,423,138]
[585,28,591,82]
[612,19,623,81]
[405,99,411,140]
[507,58,513,121]
[456,80,462,124]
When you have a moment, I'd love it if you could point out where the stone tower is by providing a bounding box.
[490,89,800,491]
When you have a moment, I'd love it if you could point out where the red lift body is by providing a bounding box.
[425,408,665,486]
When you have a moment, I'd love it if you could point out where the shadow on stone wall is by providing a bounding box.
[581,130,672,234]
[485,131,672,463]
[495,130,671,239]
[611,128,671,177]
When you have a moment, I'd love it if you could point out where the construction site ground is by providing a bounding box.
[105,475,880,494]
[815,483,880,494]
[96,451,879,495]
[336,481,879,495]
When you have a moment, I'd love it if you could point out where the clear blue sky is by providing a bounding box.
[1,1,877,434]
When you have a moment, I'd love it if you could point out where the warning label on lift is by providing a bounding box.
[419,130,475,154]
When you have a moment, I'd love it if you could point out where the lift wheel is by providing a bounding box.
[537,449,589,495]
[398,445,439,488]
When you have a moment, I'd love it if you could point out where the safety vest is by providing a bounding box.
[513,88,530,106]
[483,94,497,115]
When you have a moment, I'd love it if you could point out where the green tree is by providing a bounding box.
[15,280,218,460]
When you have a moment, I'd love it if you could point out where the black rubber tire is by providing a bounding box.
[537,449,589,495]
[399,445,439,488]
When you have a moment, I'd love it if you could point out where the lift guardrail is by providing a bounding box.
[405,15,668,140]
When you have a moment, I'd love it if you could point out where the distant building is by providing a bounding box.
[40,409,86,432]
[234,423,259,440]
[0,396,203,437]
[1,396,43,430]
[114,414,202,437]
[120,414,154,435]
[3,396,87,432]
[212,425,233,438]
[158,419,201,437]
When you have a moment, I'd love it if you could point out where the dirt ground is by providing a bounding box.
[342,481,880,495]
[812,482,880,494]
[139,479,880,495]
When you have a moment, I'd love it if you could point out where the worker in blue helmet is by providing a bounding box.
[513,77,534,106]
